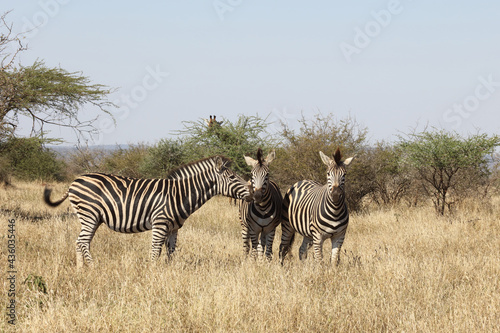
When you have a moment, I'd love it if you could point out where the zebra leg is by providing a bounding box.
[241,224,251,256]
[75,242,84,269]
[151,219,171,261]
[312,237,325,263]
[249,231,260,259]
[331,234,345,265]
[279,219,295,265]
[257,241,264,259]
[262,229,276,261]
[75,218,100,268]
[257,233,266,259]
[166,231,178,258]
[299,236,313,260]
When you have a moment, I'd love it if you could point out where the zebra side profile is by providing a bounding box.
[239,148,283,260]
[44,156,253,268]
[279,148,354,265]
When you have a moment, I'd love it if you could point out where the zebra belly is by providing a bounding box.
[105,217,153,233]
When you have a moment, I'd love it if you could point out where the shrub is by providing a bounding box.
[100,144,149,178]
[271,113,371,211]
[140,138,186,178]
[0,137,67,181]
[65,145,109,176]
[367,142,412,206]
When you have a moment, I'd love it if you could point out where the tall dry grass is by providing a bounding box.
[1,181,499,332]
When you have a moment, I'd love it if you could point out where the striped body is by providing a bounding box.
[279,149,353,264]
[238,149,282,260]
[239,180,282,259]
[44,156,252,267]
[69,174,170,234]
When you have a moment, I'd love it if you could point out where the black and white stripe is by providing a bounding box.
[279,148,354,264]
[44,156,253,267]
[239,148,282,260]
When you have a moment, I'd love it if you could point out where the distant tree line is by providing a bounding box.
[2,112,499,216]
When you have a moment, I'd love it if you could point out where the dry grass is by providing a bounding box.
[1,181,499,332]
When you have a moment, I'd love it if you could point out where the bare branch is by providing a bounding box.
[1,11,28,71]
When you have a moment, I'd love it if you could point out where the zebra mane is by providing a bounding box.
[334,148,342,165]
[166,155,232,179]
[256,148,263,166]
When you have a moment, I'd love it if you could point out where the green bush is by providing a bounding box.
[0,154,12,185]
[140,139,186,178]
[0,137,67,181]
[100,144,149,178]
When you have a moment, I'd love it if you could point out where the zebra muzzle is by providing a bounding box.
[331,186,342,202]
[253,188,263,203]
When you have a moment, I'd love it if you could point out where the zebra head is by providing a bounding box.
[214,156,254,202]
[319,148,354,203]
[244,148,275,204]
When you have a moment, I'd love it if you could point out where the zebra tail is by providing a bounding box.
[44,187,69,207]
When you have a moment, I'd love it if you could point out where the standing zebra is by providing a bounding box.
[44,156,253,268]
[279,148,354,264]
[239,148,282,260]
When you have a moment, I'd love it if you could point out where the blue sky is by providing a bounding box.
[3,0,500,145]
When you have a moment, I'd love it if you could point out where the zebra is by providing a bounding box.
[239,148,283,260]
[279,148,354,265]
[44,155,253,268]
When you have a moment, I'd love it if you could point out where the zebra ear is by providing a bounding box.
[319,151,332,166]
[265,150,276,165]
[343,156,354,166]
[244,155,258,167]
[215,156,225,170]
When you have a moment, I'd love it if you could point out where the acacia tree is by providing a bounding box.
[1,11,114,142]
[1,11,115,183]
[398,129,500,215]
[175,114,273,177]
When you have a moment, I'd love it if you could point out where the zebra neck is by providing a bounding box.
[171,176,217,216]
[322,187,346,212]
[255,186,273,208]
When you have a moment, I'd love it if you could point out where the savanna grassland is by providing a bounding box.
[1,181,499,332]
